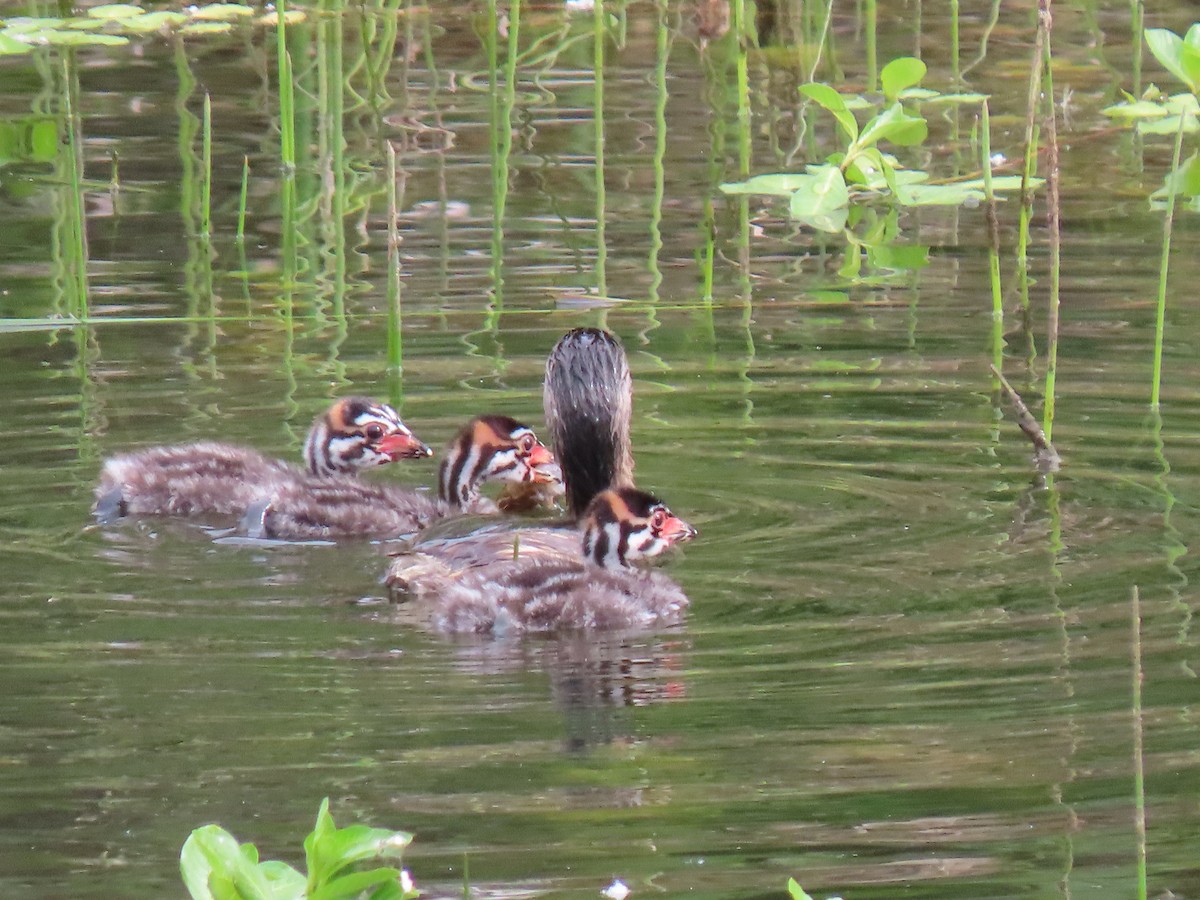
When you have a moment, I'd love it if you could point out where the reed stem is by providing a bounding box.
[1150,115,1185,409]
[1038,1,1060,445]
[276,0,296,175]
[386,141,403,381]
[593,0,607,299]
[237,155,249,243]
[1131,585,1147,900]
[201,92,212,241]
[981,101,1004,383]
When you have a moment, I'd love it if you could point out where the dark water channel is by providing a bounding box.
[2,1,1200,897]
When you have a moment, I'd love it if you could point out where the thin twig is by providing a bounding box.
[990,363,1061,470]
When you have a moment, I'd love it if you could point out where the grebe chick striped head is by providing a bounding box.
[581,487,697,569]
[303,397,431,476]
[438,415,557,508]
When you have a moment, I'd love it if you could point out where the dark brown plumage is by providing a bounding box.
[388,330,697,634]
[94,397,429,523]
[391,487,696,634]
[243,415,557,541]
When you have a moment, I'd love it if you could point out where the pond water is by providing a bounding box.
[2,1,1200,897]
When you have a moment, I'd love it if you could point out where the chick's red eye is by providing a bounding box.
[650,508,668,530]
[365,424,384,441]
[521,434,536,454]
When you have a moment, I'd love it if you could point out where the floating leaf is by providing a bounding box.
[87,4,144,18]
[258,10,307,26]
[842,94,872,111]
[897,87,940,100]
[952,175,1044,192]
[1102,99,1170,120]
[789,164,849,232]
[180,21,234,36]
[189,3,256,21]
[719,173,813,196]
[800,82,859,143]
[881,56,926,102]
[921,91,989,105]
[896,182,985,206]
[26,29,129,46]
[1,18,64,34]
[120,11,188,32]
[0,32,28,54]
[787,877,815,900]
[1137,113,1199,135]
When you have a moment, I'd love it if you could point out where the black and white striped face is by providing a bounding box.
[581,487,697,569]
[304,397,432,476]
[438,415,557,507]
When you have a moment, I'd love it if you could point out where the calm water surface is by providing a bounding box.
[1,2,1199,897]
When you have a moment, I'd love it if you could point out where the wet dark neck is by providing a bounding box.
[544,328,635,519]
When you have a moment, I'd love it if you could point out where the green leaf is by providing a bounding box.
[896,182,986,206]
[0,32,28,55]
[800,82,859,143]
[868,243,930,271]
[952,175,1044,192]
[719,173,815,196]
[923,91,989,105]
[1145,28,1200,92]
[1151,151,1200,200]
[311,867,405,900]
[180,21,234,35]
[121,11,189,31]
[787,877,815,900]
[881,56,926,102]
[189,3,257,20]
[1137,113,1199,135]
[181,826,282,900]
[1102,99,1169,120]
[31,29,129,45]
[789,165,849,232]
[856,102,927,150]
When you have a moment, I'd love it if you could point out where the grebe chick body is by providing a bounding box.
[94,397,429,522]
[242,415,557,541]
[389,487,696,634]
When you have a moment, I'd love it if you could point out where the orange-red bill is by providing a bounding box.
[377,432,433,460]
[527,442,555,468]
[661,515,697,545]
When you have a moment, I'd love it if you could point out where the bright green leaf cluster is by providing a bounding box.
[1145,25,1200,93]
[180,798,419,900]
[720,57,1034,232]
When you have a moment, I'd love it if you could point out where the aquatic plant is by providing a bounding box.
[788,876,843,900]
[181,798,419,900]
[0,3,304,52]
[720,57,1034,233]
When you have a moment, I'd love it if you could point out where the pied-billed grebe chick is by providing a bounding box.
[94,397,430,522]
[242,415,558,541]
[390,487,696,634]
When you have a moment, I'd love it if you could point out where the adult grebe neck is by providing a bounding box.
[543,327,635,519]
